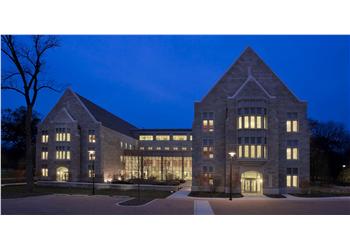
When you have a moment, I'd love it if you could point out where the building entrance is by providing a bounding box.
[56,167,69,182]
[241,171,262,194]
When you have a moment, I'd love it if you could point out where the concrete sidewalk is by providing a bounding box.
[194,200,214,215]
[166,186,191,199]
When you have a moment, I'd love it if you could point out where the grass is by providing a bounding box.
[265,194,286,198]
[189,191,243,198]
[289,192,350,198]
[1,184,172,200]
[118,198,154,206]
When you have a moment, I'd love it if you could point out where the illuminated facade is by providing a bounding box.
[192,47,309,194]
[36,47,309,194]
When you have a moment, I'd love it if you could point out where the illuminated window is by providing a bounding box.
[164,147,170,150]
[202,138,214,159]
[156,135,170,141]
[55,128,71,142]
[189,135,193,141]
[41,147,48,160]
[250,116,255,129]
[182,147,187,151]
[286,147,298,160]
[88,164,95,178]
[156,147,161,150]
[173,147,178,151]
[120,141,123,148]
[88,130,96,143]
[139,135,153,141]
[237,137,267,159]
[286,113,298,132]
[250,145,256,158]
[286,168,298,187]
[256,145,262,158]
[140,147,144,150]
[55,146,70,160]
[173,135,187,141]
[239,115,267,129]
[202,112,214,132]
[88,147,96,160]
[147,147,153,150]
[244,145,249,158]
[238,117,242,129]
[256,116,262,129]
[41,168,48,177]
[41,130,49,143]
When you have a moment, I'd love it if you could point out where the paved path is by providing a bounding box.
[194,200,214,215]
[2,193,350,215]
[1,194,194,215]
[167,186,191,199]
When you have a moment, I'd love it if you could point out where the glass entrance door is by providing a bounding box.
[243,178,260,193]
[241,171,262,194]
[57,167,69,182]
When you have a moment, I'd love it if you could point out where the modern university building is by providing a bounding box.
[36,47,310,195]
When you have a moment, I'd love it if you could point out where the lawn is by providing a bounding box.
[189,191,243,198]
[1,184,172,200]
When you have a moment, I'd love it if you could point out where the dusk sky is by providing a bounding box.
[2,35,350,129]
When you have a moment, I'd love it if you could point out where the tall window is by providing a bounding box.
[155,135,170,141]
[88,163,95,178]
[286,112,298,132]
[56,128,71,142]
[41,147,48,160]
[139,135,153,141]
[173,135,187,141]
[286,168,298,187]
[88,147,96,160]
[41,167,48,177]
[41,130,49,143]
[88,130,96,143]
[202,138,214,159]
[286,140,298,160]
[56,146,71,160]
[237,108,267,130]
[238,137,267,159]
[202,112,214,132]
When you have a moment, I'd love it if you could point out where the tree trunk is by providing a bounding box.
[25,105,34,192]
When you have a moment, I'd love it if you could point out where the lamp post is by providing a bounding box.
[88,150,95,195]
[228,151,236,201]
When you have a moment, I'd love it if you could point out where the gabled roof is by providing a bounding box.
[75,93,138,137]
[201,46,302,103]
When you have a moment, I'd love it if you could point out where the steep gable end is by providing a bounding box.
[51,107,76,123]
[201,47,301,104]
[229,75,275,99]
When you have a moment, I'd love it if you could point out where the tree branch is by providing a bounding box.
[1,85,25,96]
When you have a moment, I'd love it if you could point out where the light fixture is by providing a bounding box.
[228,151,236,158]
[343,165,346,168]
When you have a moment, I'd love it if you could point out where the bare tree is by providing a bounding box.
[1,35,60,191]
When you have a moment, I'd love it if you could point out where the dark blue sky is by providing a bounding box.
[2,35,350,129]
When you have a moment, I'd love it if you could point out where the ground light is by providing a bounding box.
[228,151,236,201]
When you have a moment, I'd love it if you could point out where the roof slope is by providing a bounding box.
[76,93,138,137]
[201,47,301,103]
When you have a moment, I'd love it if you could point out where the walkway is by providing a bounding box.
[194,200,214,215]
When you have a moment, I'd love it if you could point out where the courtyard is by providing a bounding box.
[1,185,350,215]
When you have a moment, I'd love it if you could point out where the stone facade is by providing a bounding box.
[36,88,138,183]
[192,47,309,194]
[36,47,310,194]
